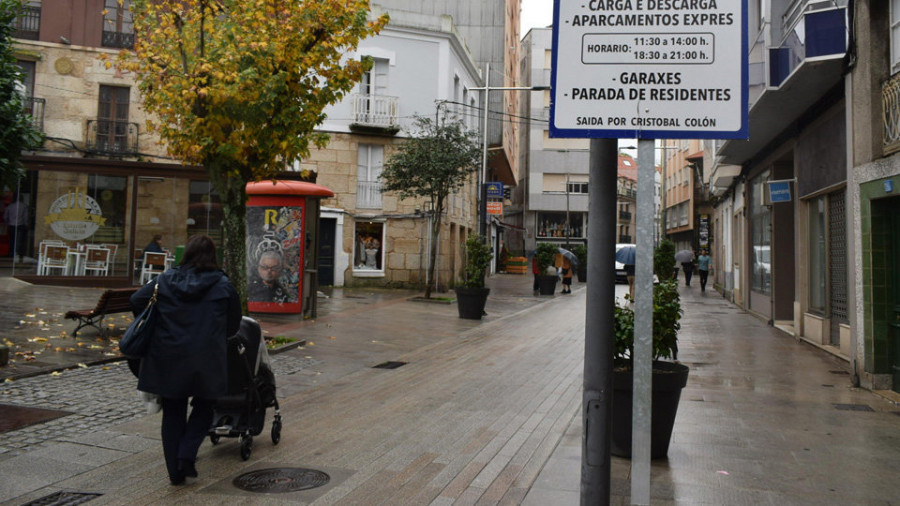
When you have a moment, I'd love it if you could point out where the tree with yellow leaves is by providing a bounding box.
[114,0,387,304]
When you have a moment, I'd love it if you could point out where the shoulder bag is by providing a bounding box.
[119,281,159,358]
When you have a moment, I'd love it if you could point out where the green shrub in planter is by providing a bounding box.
[460,235,493,288]
[611,278,687,459]
[535,242,558,273]
[654,239,676,281]
[456,235,493,319]
[572,244,587,266]
[613,278,682,363]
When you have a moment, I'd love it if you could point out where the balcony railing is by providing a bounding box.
[619,211,632,221]
[22,96,45,132]
[618,235,632,243]
[102,30,134,49]
[12,5,40,40]
[617,188,636,200]
[85,119,139,155]
[884,74,900,155]
[350,94,399,130]
[356,180,382,209]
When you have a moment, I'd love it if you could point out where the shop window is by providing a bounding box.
[537,212,584,239]
[86,175,127,244]
[808,196,826,313]
[188,181,223,245]
[354,221,384,272]
[749,172,771,295]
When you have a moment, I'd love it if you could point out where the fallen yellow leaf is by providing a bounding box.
[50,371,62,377]
[327,336,337,340]
[76,363,88,368]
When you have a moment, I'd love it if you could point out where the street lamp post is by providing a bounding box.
[469,66,548,242]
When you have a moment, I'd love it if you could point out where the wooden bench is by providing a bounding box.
[65,287,139,336]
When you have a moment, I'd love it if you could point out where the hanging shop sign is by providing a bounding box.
[485,181,504,198]
[550,0,749,139]
[44,189,106,241]
[486,202,503,215]
[767,180,792,203]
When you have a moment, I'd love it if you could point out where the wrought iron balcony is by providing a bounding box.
[884,73,900,155]
[102,30,134,49]
[22,96,44,132]
[12,5,40,40]
[618,235,632,243]
[619,211,632,221]
[356,180,382,209]
[85,119,139,155]
[350,94,399,132]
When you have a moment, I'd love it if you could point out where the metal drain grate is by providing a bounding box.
[21,491,102,505]
[233,468,331,493]
[833,403,874,412]
[372,361,407,369]
[829,370,850,375]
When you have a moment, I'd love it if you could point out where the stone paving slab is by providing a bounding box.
[3,276,900,504]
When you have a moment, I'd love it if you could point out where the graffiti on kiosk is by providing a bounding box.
[246,205,304,304]
[44,189,106,241]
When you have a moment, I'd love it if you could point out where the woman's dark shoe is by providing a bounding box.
[177,459,198,478]
[169,474,185,486]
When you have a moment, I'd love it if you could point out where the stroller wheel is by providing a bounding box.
[240,434,253,461]
[271,419,282,445]
[210,434,220,445]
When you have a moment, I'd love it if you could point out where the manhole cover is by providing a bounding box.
[0,404,73,433]
[21,491,101,505]
[833,403,874,412]
[233,468,330,493]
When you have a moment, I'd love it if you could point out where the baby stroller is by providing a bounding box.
[208,316,282,460]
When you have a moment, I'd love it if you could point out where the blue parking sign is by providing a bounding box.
[768,181,792,203]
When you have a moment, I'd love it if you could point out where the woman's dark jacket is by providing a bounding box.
[131,266,241,398]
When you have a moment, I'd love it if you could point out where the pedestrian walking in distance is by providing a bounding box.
[561,255,573,294]
[675,249,695,286]
[698,249,711,292]
[130,234,241,485]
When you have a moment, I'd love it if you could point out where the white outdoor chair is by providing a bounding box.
[83,246,111,276]
[140,251,168,284]
[41,245,69,276]
[36,240,65,275]
[100,243,118,275]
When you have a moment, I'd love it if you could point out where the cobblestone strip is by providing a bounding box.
[0,352,319,457]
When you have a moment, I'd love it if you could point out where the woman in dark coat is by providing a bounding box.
[130,234,241,485]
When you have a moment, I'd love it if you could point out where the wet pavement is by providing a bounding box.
[1,272,899,504]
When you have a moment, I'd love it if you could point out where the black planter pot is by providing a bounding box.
[455,287,490,319]
[576,266,587,283]
[537,274,558,295]
[610,361,690,459]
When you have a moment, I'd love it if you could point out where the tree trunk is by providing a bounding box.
[425,199,444,299]
[208,157,249,313]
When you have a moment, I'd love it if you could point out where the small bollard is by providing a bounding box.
[0,344,8,367]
